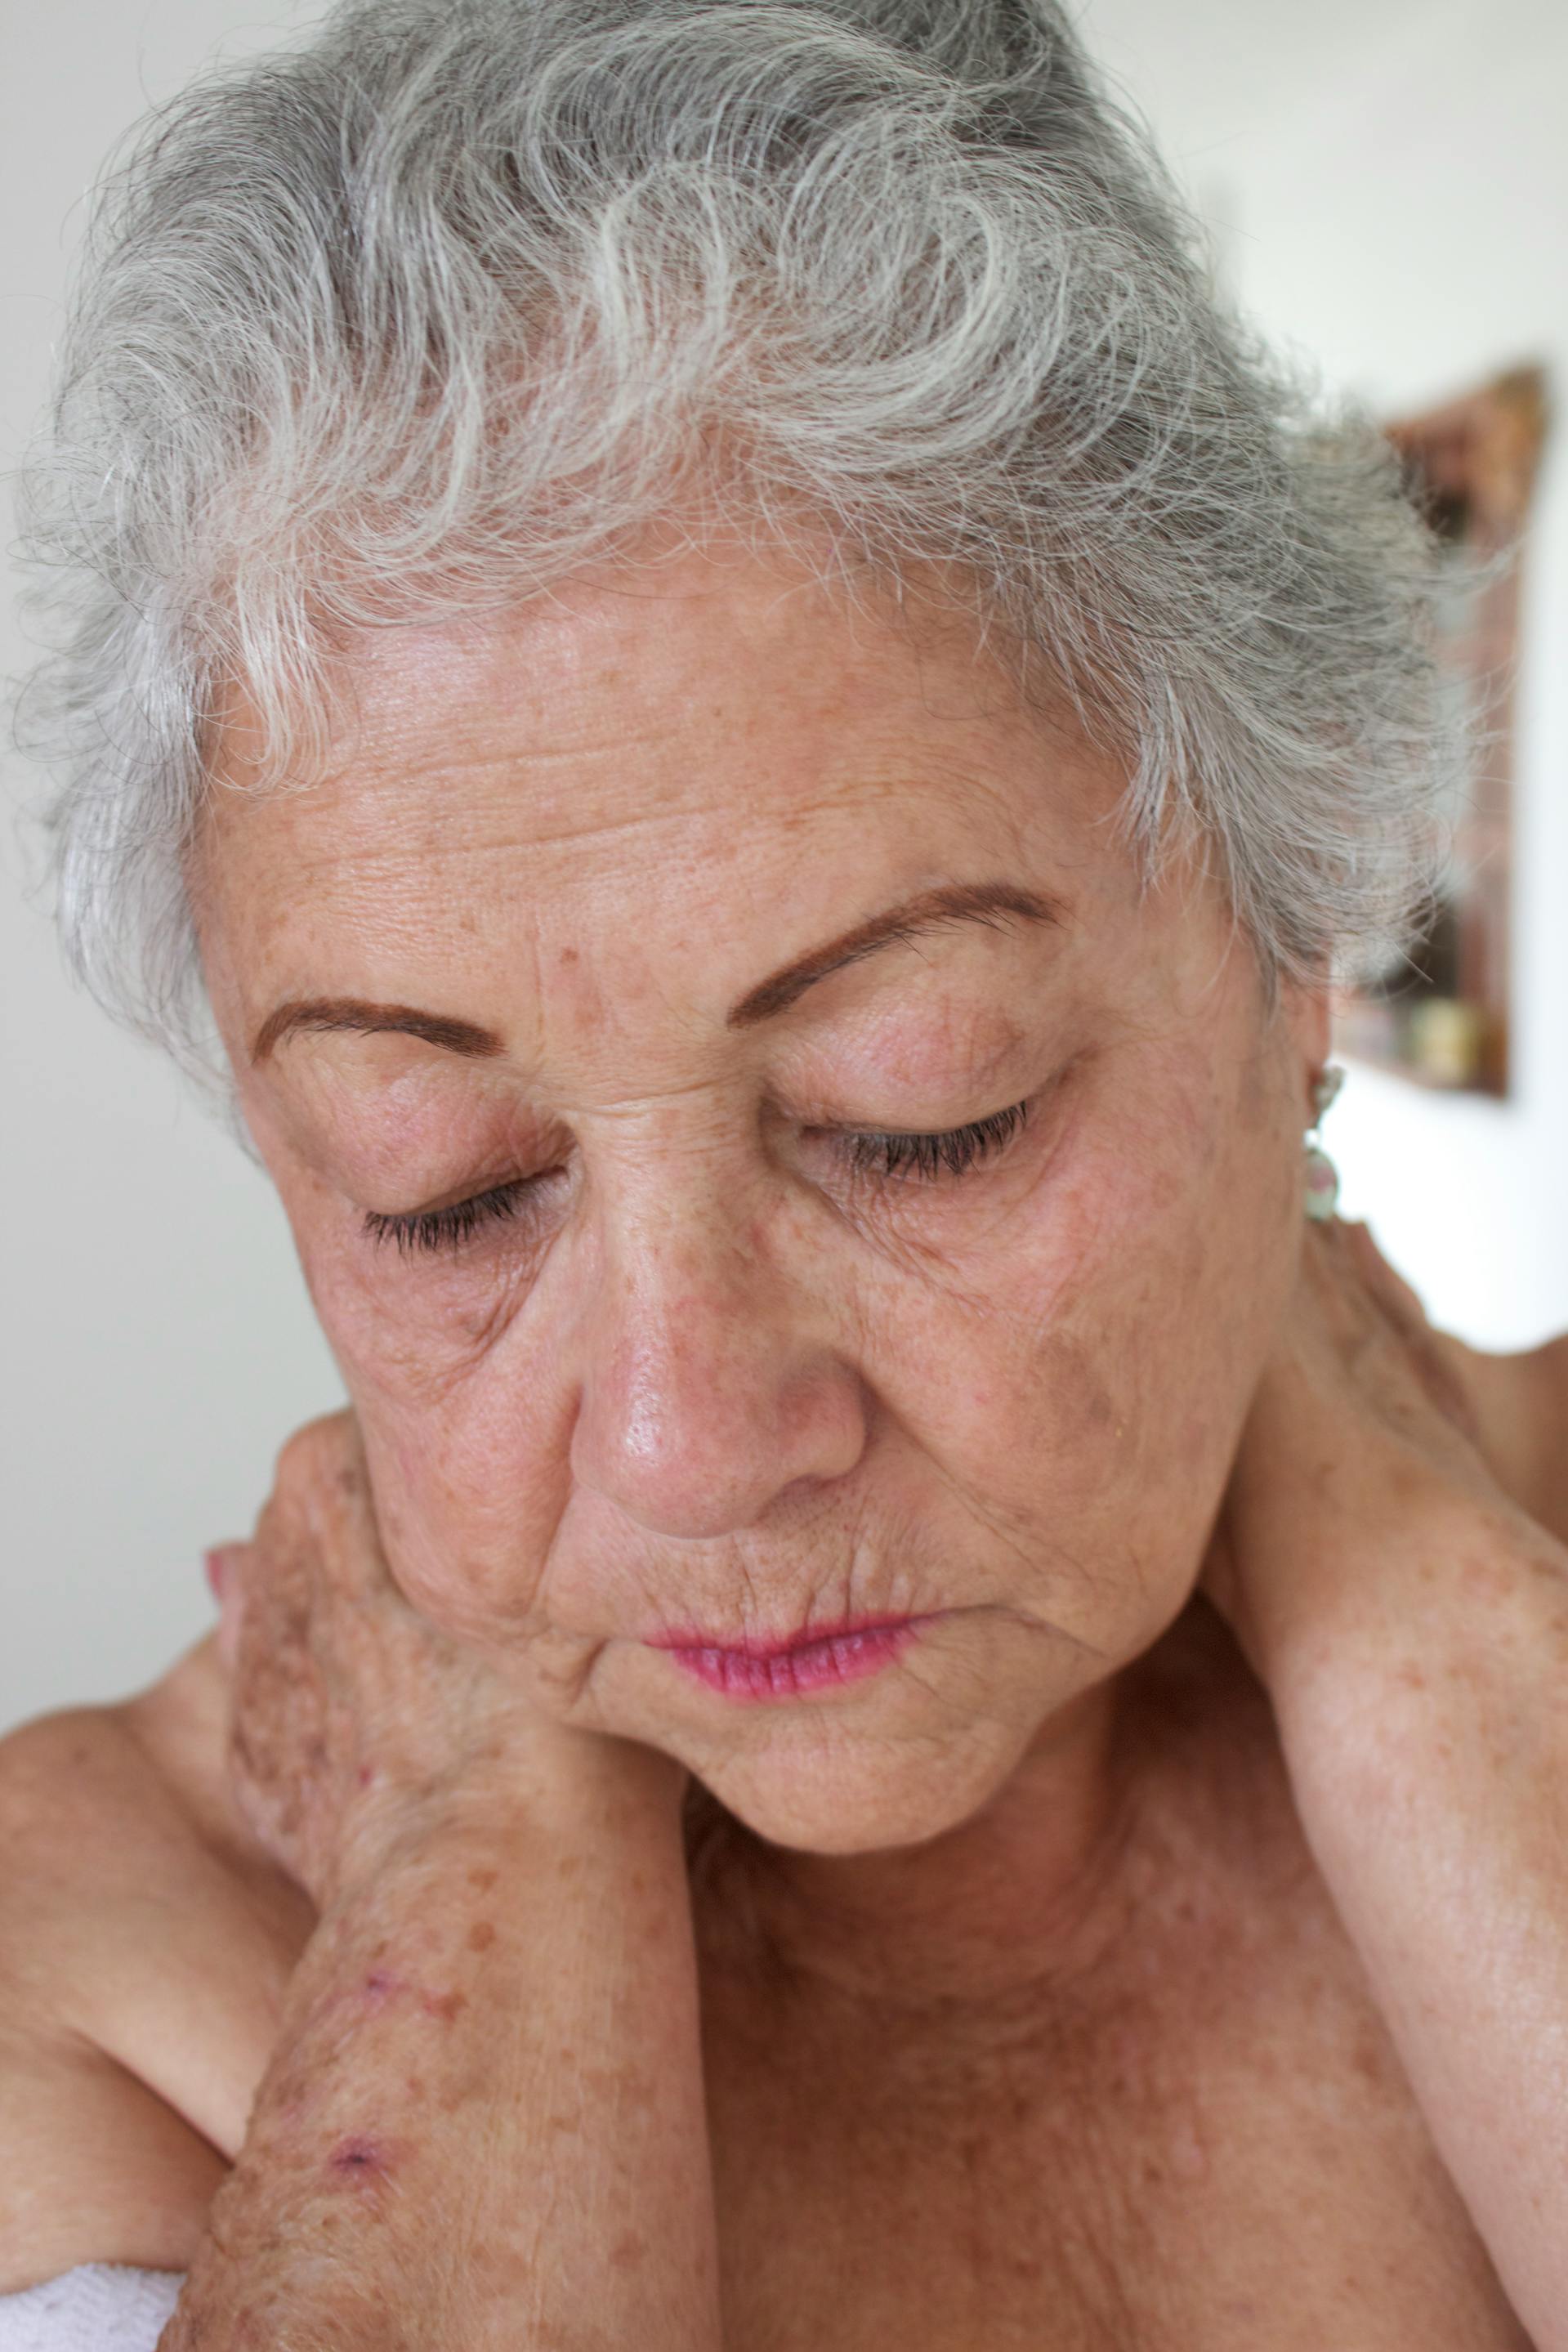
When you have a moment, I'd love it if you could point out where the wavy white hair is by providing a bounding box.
[15,0,1463,1085]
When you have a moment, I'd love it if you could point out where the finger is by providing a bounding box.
[270,1411,394,1605]
[1342,1219,1431,1334]
[203,1543,240,1603]
[204,1542,251,1672]
[1338,1227,1485,1442]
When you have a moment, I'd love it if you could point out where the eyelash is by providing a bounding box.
[364,1181,534,1260]
[840,1098,1030,1183]
[362,1098,1031,1259]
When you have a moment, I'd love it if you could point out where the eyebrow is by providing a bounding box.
[725,879,1061,1028]
[248,879,1061,1065]
[249,999,504,1063]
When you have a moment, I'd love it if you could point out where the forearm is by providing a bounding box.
[1262,1500,1568,2351]
[161,1747,721,2352]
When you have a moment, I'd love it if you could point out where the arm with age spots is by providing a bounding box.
[168,1755,715,2351]
[1205,1223,1568,2352]
[160,1417,720,2352]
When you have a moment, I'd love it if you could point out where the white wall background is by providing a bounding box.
[1,2,342,1735]
[4,0,1564,1734]
[1086,0,1568,1353]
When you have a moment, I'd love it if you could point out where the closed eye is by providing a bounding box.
[838,1098,1030,1181]
[363,1098,1032,1259]
[363,1179,535,1258]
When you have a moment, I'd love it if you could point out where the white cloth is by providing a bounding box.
[0,2265,183,2350]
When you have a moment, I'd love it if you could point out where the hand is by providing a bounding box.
[1199,1224,1568,2349]
[212,1411,672,1911]
[1202,1219,1512,1682]
[176,1413,717,2352]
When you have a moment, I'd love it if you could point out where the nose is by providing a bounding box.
[568,1204,869,1541]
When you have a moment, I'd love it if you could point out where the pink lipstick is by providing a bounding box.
[650,1614,931,1702]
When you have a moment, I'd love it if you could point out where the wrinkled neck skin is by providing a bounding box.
[684,1588,1244,2015]
[689,1672,1123,1994]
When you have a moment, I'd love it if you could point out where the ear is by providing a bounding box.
[1281,976,1333,1113]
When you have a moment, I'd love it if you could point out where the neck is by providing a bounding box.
[691,1670,1146,2007]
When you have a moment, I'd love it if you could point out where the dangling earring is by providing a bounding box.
[1303,1064,1344,1223]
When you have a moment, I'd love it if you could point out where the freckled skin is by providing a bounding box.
[192,527,1323,1860]
[418,1988,467,2023]
[139,526,1565,2348]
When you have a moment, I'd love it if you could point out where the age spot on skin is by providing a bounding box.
[467,1867,499,1893]
[467,1919,497,1952]
[420,1988,468,2022]
[360,1969,469,2020]
[328,2134,395,2189]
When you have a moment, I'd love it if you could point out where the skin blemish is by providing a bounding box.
[1169,2117,1208,2181]
[328,2133,397,2189]
[358,1968,471,2019]
[420,1988,468,2022]
[467,1867,499,1893]
[467,1919,497,1952]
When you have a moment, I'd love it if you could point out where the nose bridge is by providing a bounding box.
[569,1142,865,1540]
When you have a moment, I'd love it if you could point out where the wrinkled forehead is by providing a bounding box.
[187,540,1156,1048]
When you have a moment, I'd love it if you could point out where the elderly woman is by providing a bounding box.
[2,0,1566,2345]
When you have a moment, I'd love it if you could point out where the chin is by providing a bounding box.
[672,1703,1039,1856]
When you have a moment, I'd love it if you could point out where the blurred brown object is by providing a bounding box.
[1338,365,1549,1097]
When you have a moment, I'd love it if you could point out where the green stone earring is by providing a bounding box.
[1304,1064,1345,1223]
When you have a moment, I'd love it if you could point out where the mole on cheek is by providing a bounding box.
[467,1919,497,1952]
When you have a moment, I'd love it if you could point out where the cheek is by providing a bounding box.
[348,1383,574,1643]
[878,1038,1300,1645]
[287,1218,579,1643]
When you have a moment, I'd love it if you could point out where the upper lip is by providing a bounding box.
[645,1612,927,1661]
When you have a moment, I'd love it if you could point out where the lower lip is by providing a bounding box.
[655,1616,930,1703]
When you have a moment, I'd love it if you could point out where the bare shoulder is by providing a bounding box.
[1512,1330,1568,1549]
[0,1642,314,2293]
[1530,1328,1568,1418]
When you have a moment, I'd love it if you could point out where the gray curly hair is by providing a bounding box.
[16,0,1460,1084]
